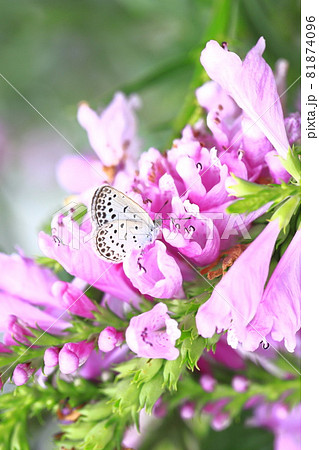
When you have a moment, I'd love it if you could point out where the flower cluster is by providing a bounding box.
[0,37,300,450]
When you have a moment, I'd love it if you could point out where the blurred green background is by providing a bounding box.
[0,0,300,256]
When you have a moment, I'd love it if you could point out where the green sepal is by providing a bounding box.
[271,194,301,231]
[162,356,183,391]
[228,174,268,197]
[139,371,165,414]
[132,358,163,387]
[180,336,207,370]
[81,419,114,450]
[280,146,301,184]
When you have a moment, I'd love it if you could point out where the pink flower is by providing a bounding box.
[249,229,301,352]
[249,402,300,450]
[232,375,249,393]
[98,326,123,352]
[196,221,301,352]
[180,402,195,420]
[162,197,220,266]
[200,38,289,158]
[123,241,183,299]
[200,374,216,392]
[0,252,60,308]
[0,252,68,336]
[56,155,103,194]
[77,93,140,167]
[58,341,95,374]
[211,412,231,431]
[38,213,140,306]
[12,363,35,386]
[203,399,231,431]
[167,142,230,210]
[196,81,241,150]
[3,315,34,346]
[285,113,301,145]
[125,303,181,360]
[196,220,281,341]
[44,347,60,368]
[52,281,97,319]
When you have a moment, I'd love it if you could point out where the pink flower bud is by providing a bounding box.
[98,327,123,352]
[180,402,195,420]
[0,343,11,354]
[59,348,79,374]
[153,398,167,418]
[200,374,216,392]
[4,315,33,346]
[232,375,249,393]
[44,347,60,368]
[58,341,94,374]
[211,412,231,431]
[12,363,34,386]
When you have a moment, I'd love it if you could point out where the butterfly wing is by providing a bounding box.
[91,184,154,228]
[94,223,126,263]
[91,185,159,262]
[93,219,152,263]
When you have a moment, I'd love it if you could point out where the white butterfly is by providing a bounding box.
[91,185,160,263]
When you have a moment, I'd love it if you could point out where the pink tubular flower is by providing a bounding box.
[196,220,281,339]
[249,402,300,450]
[56,155,103,194]
[58,341,95,374]
[122,241,183,299]
[0,252,59,308]
[0,252,68,336]
[197,222,301,352]
[77,92,140,167]
[52,281,97,319]
[125,303,181,360]
[200,37,289,158]
[162,197,220,266]
[250,229,301,352]
[12,363,35,386]
[38,213,141,306]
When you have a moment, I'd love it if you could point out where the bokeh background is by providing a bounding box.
[0,0,300,258]
[0,1,300,448]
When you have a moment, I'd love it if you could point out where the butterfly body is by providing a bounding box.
[91,185,159,263]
